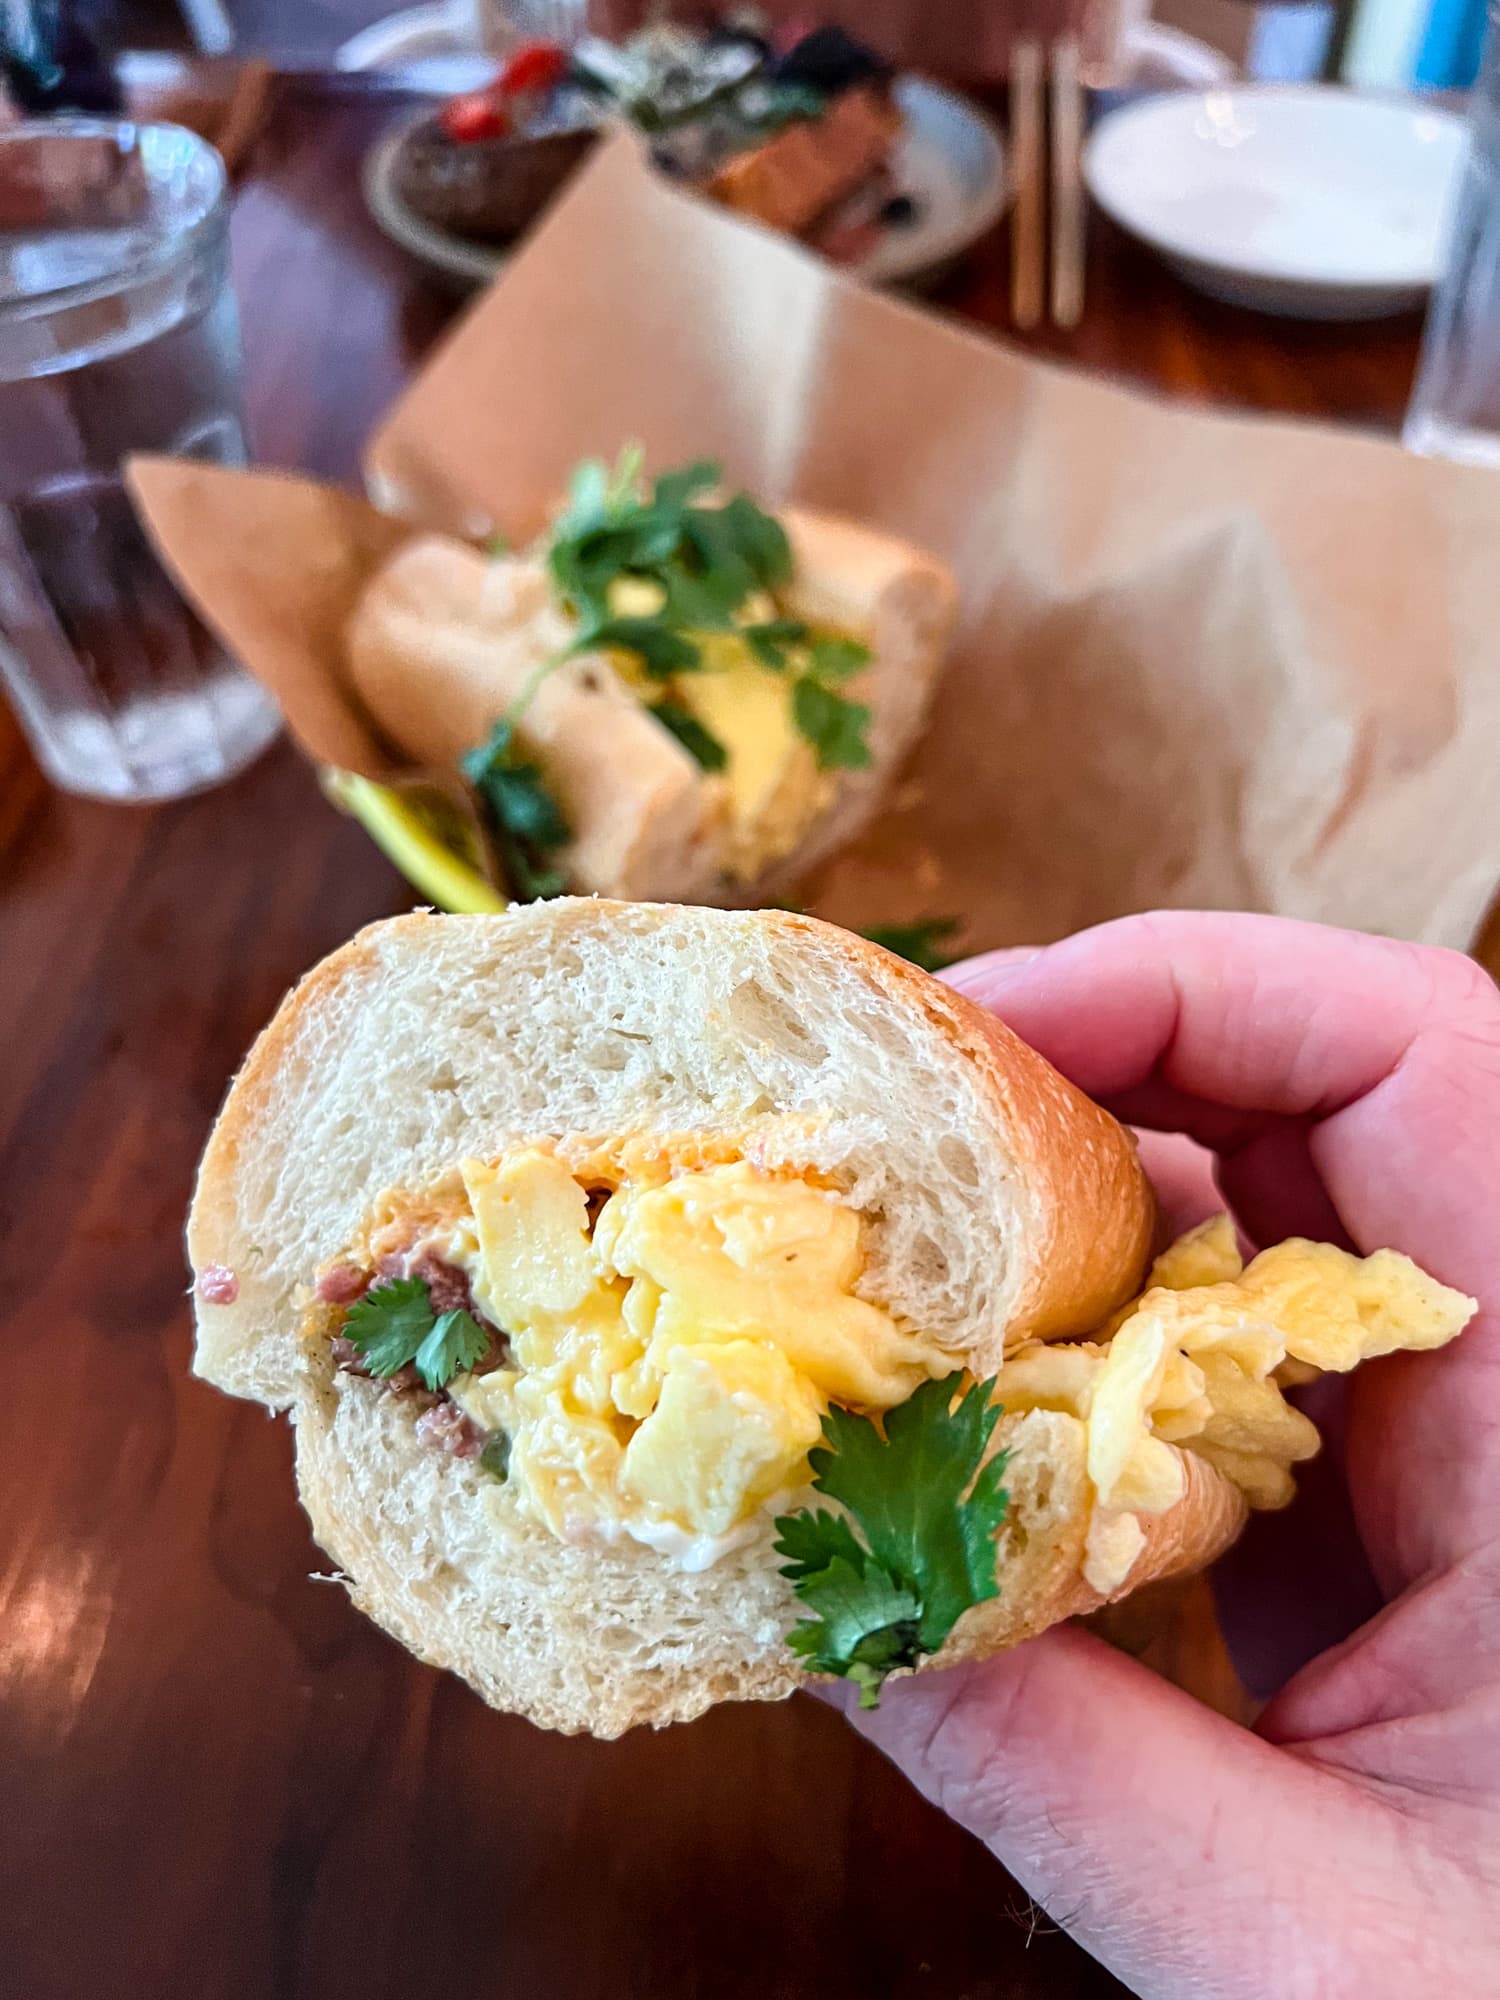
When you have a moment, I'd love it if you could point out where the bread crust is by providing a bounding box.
[189,906,1152,1401]
[847,939,1156,1360]
[291,1372,1245,1736]
[342,506,958,906]
[129,460,958,906]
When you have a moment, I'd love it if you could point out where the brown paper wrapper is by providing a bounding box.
[127,456,410,780]
[137,135,1500,952]
[366,134,1500,953]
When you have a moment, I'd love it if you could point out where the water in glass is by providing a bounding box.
[0,121,280,801]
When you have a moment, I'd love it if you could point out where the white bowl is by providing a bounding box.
[1084,86,1469,319]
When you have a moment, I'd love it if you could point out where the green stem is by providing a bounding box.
[503,638,578,731]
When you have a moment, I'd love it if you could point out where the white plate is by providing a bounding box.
[363,76,1006,292]
[859,77,1008,286]
[1084,86,1468,319]
[1121,21,1234,89]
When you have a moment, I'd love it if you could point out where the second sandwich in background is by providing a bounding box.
[346,451,957,904]
[130,449,957,910]
[184,902,1476,1736]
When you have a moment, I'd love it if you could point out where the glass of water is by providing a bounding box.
[0,120,280,801]
[1404,11,1500,469]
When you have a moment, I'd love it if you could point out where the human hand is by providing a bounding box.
[825,912,1500,1998]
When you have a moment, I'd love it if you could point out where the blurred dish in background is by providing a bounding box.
[388,38,600,244]
[356,20,1005,287]
[1085,85,1468,319]
[576,23,912,260]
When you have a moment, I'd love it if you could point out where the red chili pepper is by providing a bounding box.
[440,92,510,142]
[498,40,568,96]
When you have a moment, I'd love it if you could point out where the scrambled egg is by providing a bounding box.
[355,1154,1474,1594]
[444,1150,944,1565]
[674,642,832,881]
[602,579,839,883]
[992,1215,1476,1592]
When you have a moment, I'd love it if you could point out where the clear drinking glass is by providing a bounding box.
[0,120,280,802]
[1404,12,1500,469]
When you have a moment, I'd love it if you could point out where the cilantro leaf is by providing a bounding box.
[342,1277,435,1378]
[553,448,643,542]
[773,1374,1009,1705]
[773,1505,867,1582]
[460,718,571,903]
[715,491,793,589]
[784,1557,922,1709]
[586,616,703,678]
[808,635,872,682]
[543,449,795,696]
[651,458,720,513]
[743,618,808,671]
[861,918,962,973]
[792,675,873,770]
[815,1381,1010,1655]
[657,564,744,632]
[340,1280,491,1396]
[414,1308,489,1392]
[650,700,728,771]
[561,455,611,533]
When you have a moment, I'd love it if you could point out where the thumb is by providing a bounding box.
[834,1626,1376,1998]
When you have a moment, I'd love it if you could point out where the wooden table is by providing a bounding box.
[0,72,1437,2000]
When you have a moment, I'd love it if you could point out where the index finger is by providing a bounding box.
[949,912,1473,1120]
[946,908,1500,1310]
[949,911,1500,1583]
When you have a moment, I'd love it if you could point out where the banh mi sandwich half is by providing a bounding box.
[188,905,1476,1737]
[344,451,957,904]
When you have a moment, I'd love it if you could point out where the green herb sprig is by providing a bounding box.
[861,918,962,973]
[774,1374,1009,1708]
[460,720,571,903]
[462,450,877,894]
[342,1276,490,1393]
[742,618,874,771]
[546,450,875,771]
[649,699,729,772]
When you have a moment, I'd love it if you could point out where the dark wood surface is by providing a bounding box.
[0,71,1440,2000]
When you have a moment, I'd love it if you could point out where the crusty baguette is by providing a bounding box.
[188,903,1199,1735]
[344,537,723,902]
[762,509,958,893]
[295,1370,1244,1736]
[342,508,958,905]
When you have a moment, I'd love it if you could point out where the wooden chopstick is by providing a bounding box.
[1049,36,1085,329]
[1010,37,1044,331]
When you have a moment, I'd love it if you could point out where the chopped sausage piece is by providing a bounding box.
[316,1263,370,1305]
[408,1252,475,1317]
[329,1340,437,1407]
[415,1403,486,1457]
[198,1264,239,1305]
